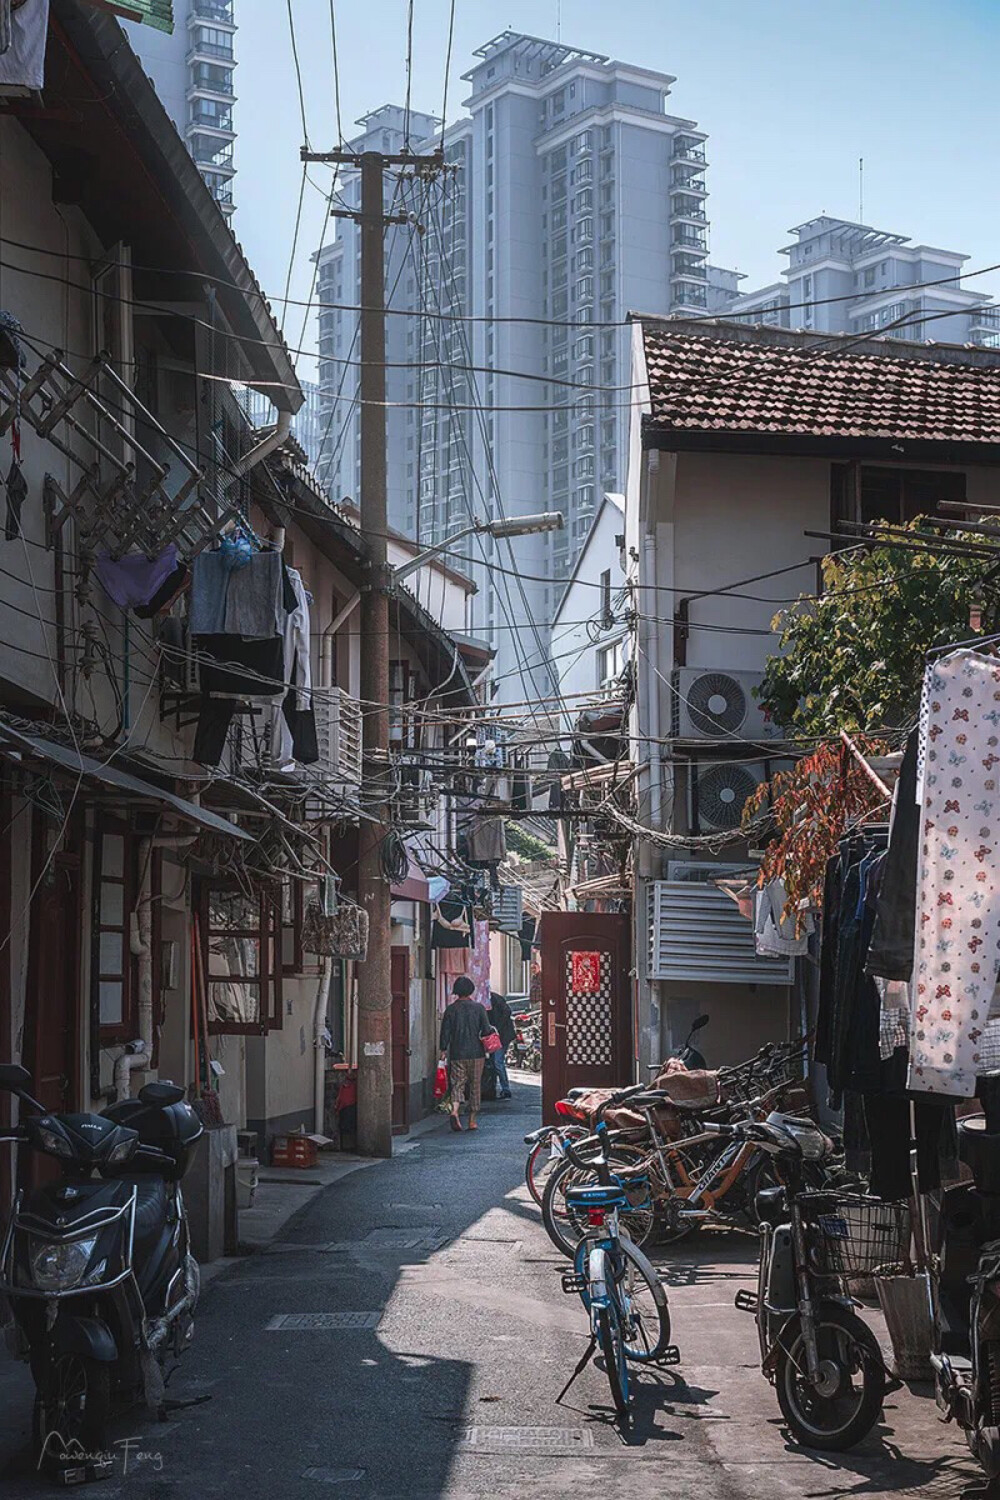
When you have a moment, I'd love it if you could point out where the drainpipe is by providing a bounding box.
[229,410,293,484]
[314,959,334,1133]
[114,837,154,1102]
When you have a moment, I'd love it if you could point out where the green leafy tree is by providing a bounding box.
[758,525,994,738]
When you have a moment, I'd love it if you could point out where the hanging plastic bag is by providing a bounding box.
[433,1062,449,1100]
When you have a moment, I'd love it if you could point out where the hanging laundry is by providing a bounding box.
[866,726,920,982]
[197,635,285,699]
[270,567,316,767]
[0,0,50,95]
[95,544,179,610]
[465,918,492,1007]
[431,897,471,949]
[753,877,813,958]
[908,650,1000,1098]
[134,560,188,620]
[4,455,26,540]
[222,548,284,639]
[190,550,231,636]
[466,815,507,862]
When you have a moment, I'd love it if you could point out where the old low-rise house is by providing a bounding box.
[0,2,485,1222]
[625,317,1000,1077]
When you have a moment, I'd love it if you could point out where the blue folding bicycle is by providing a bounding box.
[559,1122,679,1424]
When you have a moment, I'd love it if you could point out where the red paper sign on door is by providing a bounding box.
[571,951,601,994]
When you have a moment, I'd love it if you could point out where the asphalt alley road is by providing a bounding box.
[0,1076,980,1498]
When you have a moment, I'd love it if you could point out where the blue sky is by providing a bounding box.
[235,0,1000,372]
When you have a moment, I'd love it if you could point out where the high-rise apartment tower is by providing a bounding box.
[314,32,712,698]
[126,0,237,219]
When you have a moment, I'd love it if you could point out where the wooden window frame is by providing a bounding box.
[199,878,283,1036]
[92,817,137,1044]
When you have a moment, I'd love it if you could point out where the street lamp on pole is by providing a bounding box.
[391,512,564,587]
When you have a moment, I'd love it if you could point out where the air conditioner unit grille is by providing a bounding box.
[696,763,761,832]
[647,880,793,985]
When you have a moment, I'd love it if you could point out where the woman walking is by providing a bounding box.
[487,990,517,1099]
[440,975,492,1132]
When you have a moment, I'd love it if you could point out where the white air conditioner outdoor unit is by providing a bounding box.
[647,872,793,985]
[688,760,764,834]
[673,667,778,742]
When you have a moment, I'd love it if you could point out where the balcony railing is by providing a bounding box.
[670,171,706,193]
[187,40,234,62]
[191,0,235,23]
[672,229,708,249]
[670,201,707,221]
[190,108,234,132]
[672,141,706,162]
[672,286,708,310]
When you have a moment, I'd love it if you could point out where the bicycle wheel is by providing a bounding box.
[525,1127,586,1208]
[595,1305,630,1424]
[573,1234,671,1362]
[542,1145,653,1259]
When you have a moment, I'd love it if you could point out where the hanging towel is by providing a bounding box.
[222,549,284,639]
[95,544,179,610]
[190,550,231,635]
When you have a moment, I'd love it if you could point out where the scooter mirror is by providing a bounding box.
[691,1015,710,1033]
[0,1063,33,1092]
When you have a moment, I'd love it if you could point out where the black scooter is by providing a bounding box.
[673,1013,710,1071]
[932,1106,1000,1490]
[0,1064,203,1479]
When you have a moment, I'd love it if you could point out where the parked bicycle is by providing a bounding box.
[557,1122,677,1425]
[726,1115,891,1450]
[542,1079,820,1258]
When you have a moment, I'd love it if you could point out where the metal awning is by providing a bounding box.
[0,724,252,841]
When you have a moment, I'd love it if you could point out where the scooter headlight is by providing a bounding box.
[29,1236,98,1291]
[36,1127,73,1160]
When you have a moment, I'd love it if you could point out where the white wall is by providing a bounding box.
[552,496,627,711]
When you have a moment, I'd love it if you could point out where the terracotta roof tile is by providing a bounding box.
[641,323,1000,447]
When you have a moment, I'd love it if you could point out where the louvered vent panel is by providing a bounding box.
[647,880,793,985]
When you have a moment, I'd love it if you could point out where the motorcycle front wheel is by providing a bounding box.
[33,1352,112,1459]
[774,1303,885,1451]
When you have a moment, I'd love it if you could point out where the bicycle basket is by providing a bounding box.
[802,1193,910,1276]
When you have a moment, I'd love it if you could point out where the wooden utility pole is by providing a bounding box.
[301,145,441,1158]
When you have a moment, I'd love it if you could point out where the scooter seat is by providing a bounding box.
[133,1177,168,1257]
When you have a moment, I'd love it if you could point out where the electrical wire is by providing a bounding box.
[2,232,996,331]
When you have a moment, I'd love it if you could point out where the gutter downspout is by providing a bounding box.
[229,410,293,484]
[115,837,154,1102]
[314,960,334,1134]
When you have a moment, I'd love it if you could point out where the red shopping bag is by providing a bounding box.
[433,1062,449,1099]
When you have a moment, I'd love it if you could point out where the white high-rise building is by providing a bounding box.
[125,0,237,219]
[314,33,712,699]
[710,216,999,346]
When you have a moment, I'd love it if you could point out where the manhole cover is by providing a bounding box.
[303,1467,366,1484]
[458,1427,593,1454]
[266,1312,382,1331]
[362,1229,450,1251]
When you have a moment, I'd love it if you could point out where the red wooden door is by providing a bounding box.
[539,913,633,1124]
[390,947,410,1135]
[22,817,82,1187]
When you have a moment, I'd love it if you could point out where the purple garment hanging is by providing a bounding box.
[96,545,179,610]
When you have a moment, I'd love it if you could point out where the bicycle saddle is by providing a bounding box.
[564,1182,630,1211]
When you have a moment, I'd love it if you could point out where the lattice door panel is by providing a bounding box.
[564,950,613,1067]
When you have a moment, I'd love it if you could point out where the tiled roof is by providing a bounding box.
[640,321,1000,448]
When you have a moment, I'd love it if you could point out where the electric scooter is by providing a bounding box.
[0,1064,203,1480]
